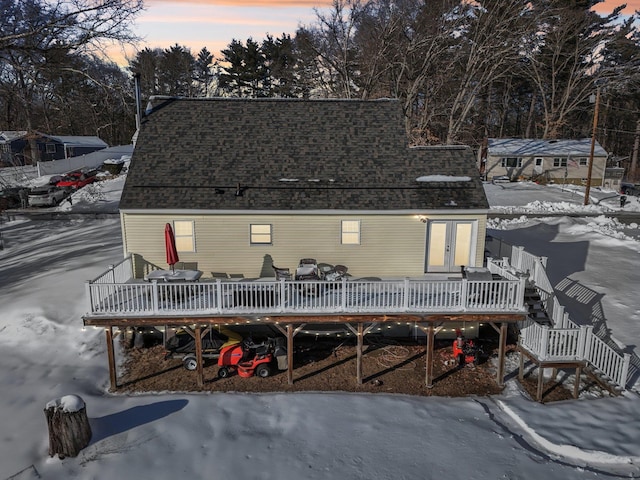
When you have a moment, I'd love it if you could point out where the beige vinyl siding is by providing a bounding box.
[122,213,486,279]
[486,154,607,185]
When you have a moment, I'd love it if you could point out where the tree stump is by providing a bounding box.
[44,395,92,458]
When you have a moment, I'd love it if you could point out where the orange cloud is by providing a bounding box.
[594,0,640,14]
[137,13,275,27]
[147,0,330,6]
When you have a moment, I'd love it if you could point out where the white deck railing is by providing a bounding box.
[488,242,631,390]
[85,274,527,317]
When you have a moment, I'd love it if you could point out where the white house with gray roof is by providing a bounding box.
[479,138,608,186]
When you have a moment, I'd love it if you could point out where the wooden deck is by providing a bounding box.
[85,276,528,319]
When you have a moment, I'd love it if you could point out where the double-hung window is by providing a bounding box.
[341,220,361,245]
[174,220,195,252]
[250,224,272,245]
[500,157,521,168]
[553,158,567,167]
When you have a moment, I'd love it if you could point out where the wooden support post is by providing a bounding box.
[194,325,204,388]
[537,367,544,402]
[518,348,524,381]
[105,327,117,391]
[356,323,363,385]
[287,324,294,385]
[496,322,507,387]
[574,366,582,399]
[426,323,435,388]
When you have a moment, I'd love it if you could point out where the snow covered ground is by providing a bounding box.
[0,177,639,479]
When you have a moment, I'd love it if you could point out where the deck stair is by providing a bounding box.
[487,245,631,395]
[524,286,551,326]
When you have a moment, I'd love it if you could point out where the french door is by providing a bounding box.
[425,220,476,273]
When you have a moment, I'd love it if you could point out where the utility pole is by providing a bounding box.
[584,87,600,206]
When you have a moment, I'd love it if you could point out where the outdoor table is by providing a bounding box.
[464,267,492,281]
[145,269,203,282]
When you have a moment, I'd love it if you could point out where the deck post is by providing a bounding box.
[151,280,159,314]
[574,365,582,398]
[194,326,203,388]
[356,323,363,385]
[215,279,223,312]
[105,327,117,391]
[537,366,544,402]
[497,322,507,387]
[621,354,631,389]
[403,278,410,310]
[287,324,294,385]
[518,347,524,381]
[425,323,435,388]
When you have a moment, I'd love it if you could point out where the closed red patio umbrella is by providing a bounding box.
[165,223,179,272]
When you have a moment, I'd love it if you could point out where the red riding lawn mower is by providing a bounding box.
[217,337,287,379]
[452,329,481,367]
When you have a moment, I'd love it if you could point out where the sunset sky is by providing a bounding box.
[113,0,639,65]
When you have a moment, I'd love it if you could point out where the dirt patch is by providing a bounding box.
[116,336,548,399]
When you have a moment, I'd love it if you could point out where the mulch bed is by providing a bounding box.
[114,336,580,401]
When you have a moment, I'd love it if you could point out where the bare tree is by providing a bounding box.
[297,0,365,98]
[522,1,628,139]
[443,0,536,144]
[0,0,143,151]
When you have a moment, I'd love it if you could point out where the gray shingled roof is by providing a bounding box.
[120,98,488,211]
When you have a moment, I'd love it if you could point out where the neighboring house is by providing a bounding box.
[119,98,490,279]
[0,131,28,166]
[36,144,133,177]
[479,138,608,186]
[36,133,108,162]
[0,131,108,165]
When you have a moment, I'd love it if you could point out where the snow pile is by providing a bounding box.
[491,200,609,214]
[416,175,472,182]
[46,395,85,413]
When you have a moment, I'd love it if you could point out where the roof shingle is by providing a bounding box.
[120,98,488,211]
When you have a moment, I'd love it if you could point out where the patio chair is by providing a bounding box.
[176,261,198,271]
[273,266,292,280]
[295,258,322,281]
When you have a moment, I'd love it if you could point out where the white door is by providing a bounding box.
[425,221,475,273]
[534,158,544,175]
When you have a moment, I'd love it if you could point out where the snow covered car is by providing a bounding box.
[28,186,68,207]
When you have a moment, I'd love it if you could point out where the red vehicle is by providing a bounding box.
[217,337,286,378]
[56,170,97,189]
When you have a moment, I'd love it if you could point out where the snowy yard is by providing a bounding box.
[0,177,639,479]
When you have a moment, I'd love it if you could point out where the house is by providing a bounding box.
[479,138,608,186]
[0,131,108,166]
[0,131,28,166]
[120,98,490,279]
[87,98,530,391]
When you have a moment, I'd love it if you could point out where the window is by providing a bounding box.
[45,143,56,154]
[535,158,543,166]
[250,224,272,244]
[341,220,360,245]
[500,157,521,168]
[173,220,195,252]
[553,158,567,167]
[578,157,588,166]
